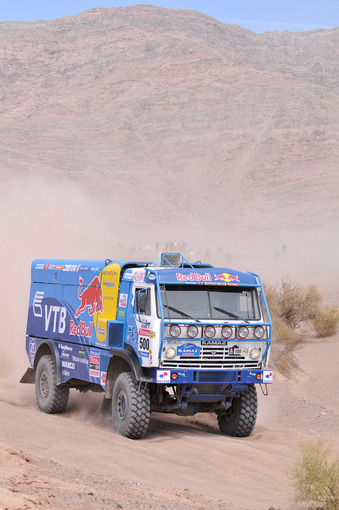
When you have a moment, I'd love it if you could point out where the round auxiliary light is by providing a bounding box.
[169,324,181,338]
[204,325,216,338]
[221,326,233,339]
[238,326,249,339]
[254,326,265,339]
[250,347,260,360]
[187,325,199,338]
[166,347,176,359]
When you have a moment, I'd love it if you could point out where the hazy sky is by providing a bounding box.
[1,0,338,33]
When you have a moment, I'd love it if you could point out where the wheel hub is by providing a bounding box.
[117,391,127,420]
[40,371,49,398]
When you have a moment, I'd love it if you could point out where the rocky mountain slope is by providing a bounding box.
[0,6,338,287]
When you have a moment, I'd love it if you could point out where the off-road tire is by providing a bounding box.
[112,372,151,439]
[35,355,69,414]
[217,384,258,437]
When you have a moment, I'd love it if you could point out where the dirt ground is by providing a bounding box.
[0,327,338,510]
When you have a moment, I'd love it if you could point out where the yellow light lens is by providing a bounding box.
[250,348,260,359]
[166,347,176,359]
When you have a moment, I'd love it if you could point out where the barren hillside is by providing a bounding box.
[0,6,338,241]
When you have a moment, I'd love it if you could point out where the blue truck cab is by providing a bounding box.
[21,253,272,439]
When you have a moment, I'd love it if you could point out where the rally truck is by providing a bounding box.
[21,253,272,439]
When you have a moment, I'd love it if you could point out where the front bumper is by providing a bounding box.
[150,368,273,385]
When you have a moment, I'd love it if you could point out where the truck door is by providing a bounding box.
[134,287,152,365]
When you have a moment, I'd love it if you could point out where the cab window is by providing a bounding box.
[134,288,151,316]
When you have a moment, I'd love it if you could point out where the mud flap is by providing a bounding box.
[20,367,36,384]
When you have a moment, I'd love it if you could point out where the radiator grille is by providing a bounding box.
[161,345,261,369]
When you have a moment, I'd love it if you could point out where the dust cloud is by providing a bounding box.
[0,176,125,385]
[0,173,337,400]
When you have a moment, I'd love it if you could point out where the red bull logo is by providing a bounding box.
[75,276,104,318]
[176,272,212,282]
[214,272,240,283]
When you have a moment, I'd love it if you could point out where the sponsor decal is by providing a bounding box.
[177,343,200,357]
[229,345,242,356]
[119,294,128,308]
[103,270,117,276]
[48,264,55,270]
[103,281,115,287]
[133,270,145,282]
[89,349,100,377]
[44,305,67,334]
[263,370,273,383]
[101,371,107,386]
[214,272,240,283]
[176,272,212,282]
[35,263,44,270]
[118,310,125,317]
[55,265,64,270]
[58,343,72,351]
[150,331,156,338]
[61,360,75,370]
[139,328,150,337]
[75,276,104,318]
[69,320,93,338]
[79,266,91,271]
[29,338,36,362]
[71,355,88,365]
[157,370,171,384]
[79,348,86,357]
[44,263,50,270]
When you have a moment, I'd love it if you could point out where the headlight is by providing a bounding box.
[187,325,199,338]
[254,326,265,339]
[166,347,176,359]
[238,326,249,339]
[221,326,233,339]
[250,348,260,359]
[169,325,181,338]
[204,325,216,338]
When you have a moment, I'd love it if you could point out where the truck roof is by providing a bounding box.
[31,257,259,287]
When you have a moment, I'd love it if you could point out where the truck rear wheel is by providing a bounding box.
[217,384,257,437]
[112,372,150,439]
[35,355,69,414]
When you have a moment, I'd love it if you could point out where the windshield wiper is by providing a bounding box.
[163,305,200,322]
[213,306,249,323]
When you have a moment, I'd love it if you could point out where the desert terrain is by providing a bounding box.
[0,5,338,510]
[0,329,338,510]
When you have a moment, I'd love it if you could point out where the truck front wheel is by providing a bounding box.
[112,372,151,439]
[217,384,258,437]
[35,355,69,414]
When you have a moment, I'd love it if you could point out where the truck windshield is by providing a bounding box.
[159,284,260,321]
